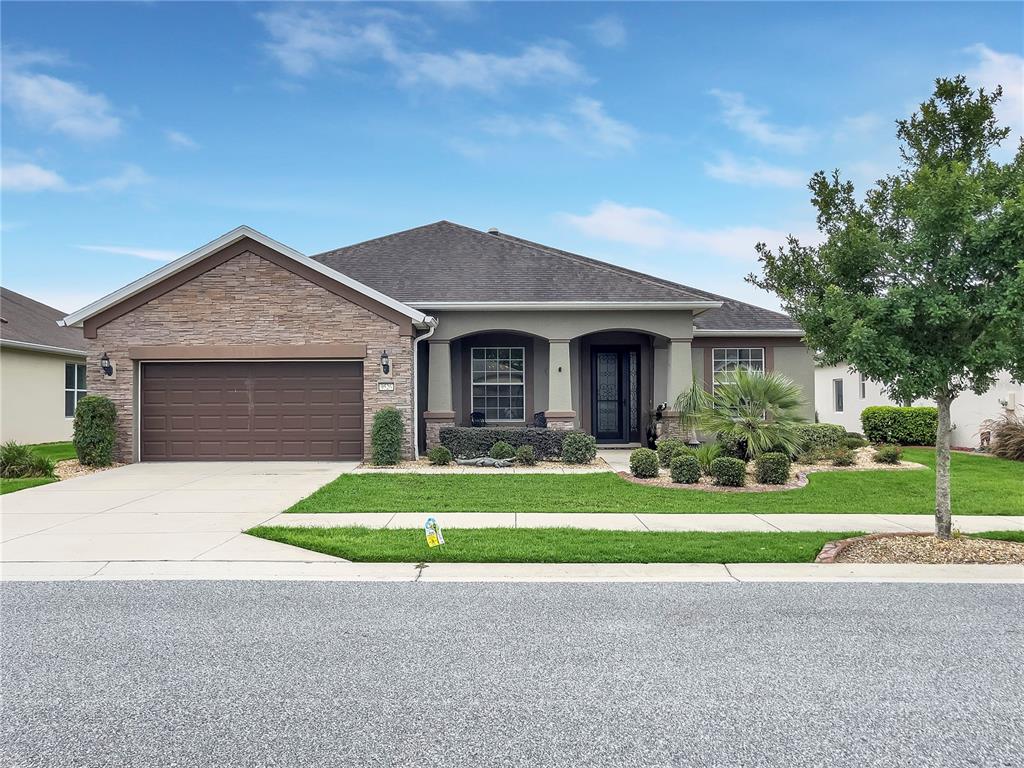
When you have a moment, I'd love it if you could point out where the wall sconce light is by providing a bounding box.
[100,352,114,377]
[380,350,390,376]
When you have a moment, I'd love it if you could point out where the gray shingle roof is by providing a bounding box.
[312,221,800,332]
[0,287,88,353]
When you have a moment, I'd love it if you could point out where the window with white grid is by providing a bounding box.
[712,348,765,392]
[471,347,525,422]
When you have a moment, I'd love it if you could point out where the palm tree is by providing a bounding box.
[674,370,807,458]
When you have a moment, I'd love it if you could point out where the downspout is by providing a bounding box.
[411,316,439,460]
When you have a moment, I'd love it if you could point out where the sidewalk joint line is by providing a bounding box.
[384,513,398,529]
[722,564,741,583]
[191,533,242,561]
[635,514,651,531]
[752,514,784,532]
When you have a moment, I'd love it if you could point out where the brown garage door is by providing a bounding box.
[140,361,363,461]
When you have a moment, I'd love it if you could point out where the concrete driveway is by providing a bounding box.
[0,462,354,564]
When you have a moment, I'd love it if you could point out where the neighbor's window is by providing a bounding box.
[471,347,525,422]
[859,372,867,399]
[65,362,87,418]
[833,378,844,413]
[712,348,764,391]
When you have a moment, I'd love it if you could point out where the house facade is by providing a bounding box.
[61,222,813,462]
[0,288,89,444]
[816,363,1022,449]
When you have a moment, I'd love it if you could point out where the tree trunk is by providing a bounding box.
[934,393,953,539]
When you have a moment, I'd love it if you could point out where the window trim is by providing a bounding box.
[711,347,766,393]
[470,346,527,423]
[65,361,87,419]
[833,378,844,413]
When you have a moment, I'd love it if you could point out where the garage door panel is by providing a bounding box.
[141,361,363,461]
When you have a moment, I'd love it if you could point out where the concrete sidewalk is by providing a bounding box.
[265,511,1024,534]
[1,560,1020,583]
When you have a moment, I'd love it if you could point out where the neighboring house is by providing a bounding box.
[816,363,1022,448]
[0,287,89,444]
[60,222,813,463]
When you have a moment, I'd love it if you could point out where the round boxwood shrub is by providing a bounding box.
[873,443,903,464]
[629,447,659,478]
[73,395,118,467]
[370,406,403,465]
[754,452,791,485]
[561,432,597,464]
[426,445,452,465]
[515,445,537,466]
[710,456,747,487]
[830,447,855,466]
[656,437,686,468]
[841,435,868,449]
[793,423,846,454]
[489,441,515,460]
[670,454,701,484]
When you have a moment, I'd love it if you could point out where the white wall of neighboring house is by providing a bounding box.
[815,363,1023,448]
[0,346,86,444]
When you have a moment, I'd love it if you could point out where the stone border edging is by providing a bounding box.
[815,532,934,563]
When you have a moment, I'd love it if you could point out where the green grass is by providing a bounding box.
[247,526,865,564]
[25,441,76,463]
[0,477,57,495]
[287,448,1023,516]
[971,530,1024,543]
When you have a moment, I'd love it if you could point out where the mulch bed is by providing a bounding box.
[817,532,1024,565]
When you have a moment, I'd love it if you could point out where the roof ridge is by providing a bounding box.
[487,231,718,302]
[311,220,460,260]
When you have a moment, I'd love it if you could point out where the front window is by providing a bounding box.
[833,378,844,413]
[65,362,87,418]
[712,348,765,392]
[471,347,525,422]
[859,372,866,399]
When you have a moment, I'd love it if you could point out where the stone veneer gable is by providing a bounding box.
[87,249,413,461]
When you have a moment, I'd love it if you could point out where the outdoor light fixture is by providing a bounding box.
[380,350,390,375]
[100,352,114,377]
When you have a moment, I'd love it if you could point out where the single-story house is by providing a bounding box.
[60,222,813,462]
[1,287,89,444]
[816,363,1022,449]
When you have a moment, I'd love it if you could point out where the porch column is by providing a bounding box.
[661,338,694,442]
[545,339,576,430]
[423,340,456,448]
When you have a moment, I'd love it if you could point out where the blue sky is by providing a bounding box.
[2,1,1021,314]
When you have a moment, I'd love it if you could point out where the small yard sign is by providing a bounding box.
[424,516,445,548]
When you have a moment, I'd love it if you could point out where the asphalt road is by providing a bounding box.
[2,581,1021,768]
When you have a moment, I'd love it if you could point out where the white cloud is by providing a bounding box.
[1,55,121,140]
[587,15,627,49]
[165,129,199,150]
[704,152,805,188]
[87,165,151,192]
[76,244,179,262]
[256,7,585,93]
[1,162,69,192]
[559,201,818,263]
[834,112,884,143]
[965,44,1024,145]
[479,98,636,154]
[709,89,813,153]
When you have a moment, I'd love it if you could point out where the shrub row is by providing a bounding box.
[861,406,937,445]
[439,426,588,460]
[794,423,845,453]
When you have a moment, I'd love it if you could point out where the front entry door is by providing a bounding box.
[591,346,640,443]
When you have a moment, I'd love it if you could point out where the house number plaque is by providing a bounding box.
[377,381,395,392]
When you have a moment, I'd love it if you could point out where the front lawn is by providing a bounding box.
[0,477,57,495]
[0,442,74,494]
[288,448,1023,515]
[26,441,76,463]
[247,526,863,563]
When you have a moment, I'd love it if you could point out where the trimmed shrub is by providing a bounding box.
[754,452,791,484]
[426,446,452,466]
[841,435,868,449]
[830,447,855,466]
[656,437,686,468]
[670,454,701,484]
[370,407,403,465]
[710,456,746,487]
[73,395,117,467]
[629,448,660,478]
[0,441,55,478]
[561,432,597,465]
[794,423,845,453]
[795,447,821,465]
[489,441,515,460]
[515,445,537,466]
[873,443,903,464]
[439,427,583,460]
[716,433,748,460]
[694,443,722,475]
[985,413,1024,461]
[861,406,938,445]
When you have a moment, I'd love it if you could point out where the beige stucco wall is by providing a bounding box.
[773,345,817,421]
[0,346,85,444]
[427,309,693,342]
